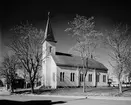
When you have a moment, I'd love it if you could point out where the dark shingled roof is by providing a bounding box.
[52,52,108,71]
[44,13,57,43]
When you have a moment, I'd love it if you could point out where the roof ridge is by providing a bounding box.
[51,53,108,71]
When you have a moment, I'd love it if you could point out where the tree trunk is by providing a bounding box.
[118,79,122,94]
[25,82,27,88]
[6,83,10,90]
[8,83,14,93]
[83,75,86,92]
[82,58,85,93]
[30,80,35,93]
[11,85,14,93]
[29,74,35,93]
[128,75,131,87]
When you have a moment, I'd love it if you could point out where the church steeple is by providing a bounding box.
[44,12,57,43]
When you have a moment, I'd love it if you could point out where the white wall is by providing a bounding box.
[85,71,95,86]
[97,72,108,86]
[79,69,96,87]
[42,41,51,87]
[56,68,108,87]
[57,67,79,87]
[41,41,46,86]
[41,41,57,88]
[44,56,51,87]
[50,56,57,88]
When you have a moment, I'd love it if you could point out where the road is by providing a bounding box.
[0,95,131,105]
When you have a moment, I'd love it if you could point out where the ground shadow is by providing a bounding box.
[85,87,118,92]
[122,87,131,92]
[14,90,31,94]
[0,100,66,105]
[14,88,54,95]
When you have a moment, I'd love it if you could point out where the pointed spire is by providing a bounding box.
[44,12,57,43]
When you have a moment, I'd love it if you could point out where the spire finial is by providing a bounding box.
[48,11,50,16]
[44,11,57,43]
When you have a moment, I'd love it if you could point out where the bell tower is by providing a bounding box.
[42,12,57,88]
[43,12,57,56]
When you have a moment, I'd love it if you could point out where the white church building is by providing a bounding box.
[41,14,108,89]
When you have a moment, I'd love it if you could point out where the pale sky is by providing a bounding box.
[0,14,113,74]
[1,1,131,76]
[0,25,2,65]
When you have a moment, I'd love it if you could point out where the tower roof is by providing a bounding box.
[44,12,57,43]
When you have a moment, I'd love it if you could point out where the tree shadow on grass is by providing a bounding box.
[86,87,118,92]
[14,88,55,95]
[14,90,31,94]
[0,100,66,105]
[34,89,53,94]
[122,87,131,93]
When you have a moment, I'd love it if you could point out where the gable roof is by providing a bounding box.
[52,52,108,71]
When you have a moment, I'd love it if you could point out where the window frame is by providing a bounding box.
[96,74,100,82]
[88,74,92,82]
[70,73,75,82]
[80,73,84,82]
[60,72,62,82]
[103,75,106,82]
[60,72,64,82]
[62,72,64,81]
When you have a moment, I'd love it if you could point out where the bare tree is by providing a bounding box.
[66,15,102,92]
[123,50,131,86]
[0,54,18,93]
[16,64,29,88]
[103,24,131,93]
[8,22,45,93]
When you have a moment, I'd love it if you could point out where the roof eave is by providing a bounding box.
[56,63,108,71]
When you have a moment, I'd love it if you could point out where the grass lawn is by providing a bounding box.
[13,86,131,97]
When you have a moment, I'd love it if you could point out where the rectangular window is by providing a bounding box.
[88,74,92,82]
[73,73,75,81]
[103,75,106,82]
[96,74,99,82]
[70,73,75,82]
[80,73,84,82]
[70,73,72,81]
[60,72,64,82]
[62,72,64,81]
[60,72,62,81]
